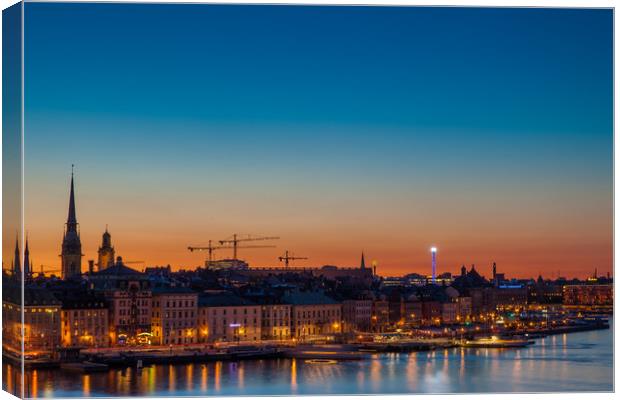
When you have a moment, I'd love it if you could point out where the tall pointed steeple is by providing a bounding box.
[67,165,77,232]
[13,234,20,276]
[61,166,83,279]
[23,235,30,277]
[360,252,366,270]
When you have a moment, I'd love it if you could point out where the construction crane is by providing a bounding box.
[189,239,277,266]
[219,234,279,260]
[278,250,308,268]
[188,240,231,265]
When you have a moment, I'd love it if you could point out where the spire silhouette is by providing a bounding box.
[360,252,366,269]
[23,234,30,277]
[13,234,20,275]
[67,167,77,230]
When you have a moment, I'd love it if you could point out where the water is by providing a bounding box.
[5,324,613,397]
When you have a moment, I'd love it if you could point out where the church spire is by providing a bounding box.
[61,165,83,279]
[23,234,30,277]
[67,165,77,231]
[13,234,20,275]
[360,252,366,269]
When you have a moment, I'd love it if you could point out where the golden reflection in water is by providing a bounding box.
[201,365,208,393]
[406,353,417,391]
[82,373,91,397]
[119,367,131,395]
[147,366,156,394]
[186,364,194,391]
[238,363,245,389]
[31,369,39,398]
[5,363,15,396]
[370,358,381,391]
[214,361,222,392]
[513,351,522,385]
[356,369,365,391]
[290,359,297,392]
[168,364,176,393]
[459,348,465,379]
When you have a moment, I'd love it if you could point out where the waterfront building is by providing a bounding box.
[421,301,442,325]
[260,303,291,340]
[283,290,342,340]
[198,292,262,342]
[493,285,528,307]
[59,291,109,347]
[97,227,115,271]
[151,287,198,345]
[388,290,405,324]
[3,284,61,357]
[61,173,83,280]
[371,299,390,332]
[527,277,563,304]
[455,296,472,320]
[441,302,458,324]
[563,284,613,308]
[403,297,422,326]
[87,257,152,345]
[342,299,372,332]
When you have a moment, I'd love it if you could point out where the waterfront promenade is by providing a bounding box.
[4,321,613,397]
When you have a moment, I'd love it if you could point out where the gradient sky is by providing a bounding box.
[17,4,612,278]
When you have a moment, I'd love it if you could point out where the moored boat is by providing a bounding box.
[460,337,534,348]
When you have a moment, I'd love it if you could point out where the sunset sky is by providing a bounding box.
[14,4,612,278]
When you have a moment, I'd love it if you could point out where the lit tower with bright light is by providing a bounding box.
[430,247,437,283]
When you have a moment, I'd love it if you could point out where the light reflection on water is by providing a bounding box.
[5,323,613,397]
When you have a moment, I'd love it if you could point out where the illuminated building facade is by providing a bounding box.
[283,290,342,339]
[342,299,372,332]
[60,292,109,347]
[371,300,390,332]
[198,293,262,342]
[563,284,613,307]
[3,284,61,356]
[260,304,291,340]
[151,287,198,345]
[87,257,152,345]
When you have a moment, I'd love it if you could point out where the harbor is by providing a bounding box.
[5,321,613,397]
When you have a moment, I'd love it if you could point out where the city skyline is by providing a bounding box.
[11,4,613,278]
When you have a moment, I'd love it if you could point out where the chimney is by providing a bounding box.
[88,260,94,274]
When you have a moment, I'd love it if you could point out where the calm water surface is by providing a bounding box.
[6,322,613,397]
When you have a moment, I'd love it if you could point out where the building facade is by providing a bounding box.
[60,293,109,347]
[198,293,262,342]
[342,299,372,333]
[88,257,152,345]
[260,303,291,340]
[151,287,198,345]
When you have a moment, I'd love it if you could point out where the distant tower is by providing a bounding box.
[61,168,83,279]
[461,265,466,277]
[492,262,497,281]
[12,235,20,276]
[430,247,437,283]
[97,226,115,271]
[23,236,31,278]
[360,252,366,270]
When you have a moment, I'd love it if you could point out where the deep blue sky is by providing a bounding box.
[22,4,613,277]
